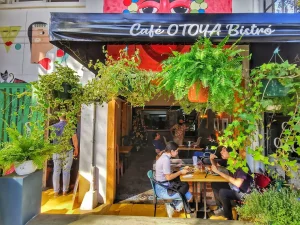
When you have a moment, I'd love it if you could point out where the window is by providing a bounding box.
[48,0,79,2]
[264,0,299,13]
[275,0,298,13]
[14,0,80,2]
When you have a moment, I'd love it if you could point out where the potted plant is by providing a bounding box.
[0,125,56,176]
[53,82,73,100]
[218,57,300,174]
[33,64,83,102]
[31,65,84,153]
[188,82,209,103]
[85,48,158,107]
[252,61,296,98]
[236,187,300,225]
[157,36,248,114]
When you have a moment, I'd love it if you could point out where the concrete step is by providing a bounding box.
[28,214,252,225]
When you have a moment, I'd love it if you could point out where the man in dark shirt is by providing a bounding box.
[211,146,253,220]
[206,134,219,150]
[152,132,166,154]
[52,115,79,196]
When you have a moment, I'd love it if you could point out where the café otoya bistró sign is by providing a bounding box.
[50,13,300,43]
[129,23,275,38]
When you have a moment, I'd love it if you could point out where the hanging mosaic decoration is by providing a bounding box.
[122,0,208,14]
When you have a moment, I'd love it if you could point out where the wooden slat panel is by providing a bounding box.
[16,87,25,132]
[10,87,19,129]
[3,87,12,142]
[0,87,5,142]
[0,84,32,143]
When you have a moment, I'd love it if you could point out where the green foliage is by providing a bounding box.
[29,50,158,154]
[158,36,248,113]
[177,95,207,115]
[237,187,300,225]
[219,59,300,174]
[0,125,56,171]
[31,64,83,153]
[85,48,158,107]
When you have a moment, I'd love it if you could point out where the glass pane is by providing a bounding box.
[275,0,297,13]
[17,0,44,2]
[49,0,79,2]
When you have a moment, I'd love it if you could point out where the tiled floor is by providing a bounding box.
[41,189,188,218]
[41,189,233,220]
[116,146,156,203]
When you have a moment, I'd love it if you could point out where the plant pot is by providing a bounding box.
[261,79,288,97]
[53,82,72,100]
[188,82,209,103]
[150,78,162,86]
[14,160,37,176]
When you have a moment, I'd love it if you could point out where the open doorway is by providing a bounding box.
[111,44,250,205]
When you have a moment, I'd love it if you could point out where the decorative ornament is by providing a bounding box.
[200,2,208,9]
[128,3,138,12]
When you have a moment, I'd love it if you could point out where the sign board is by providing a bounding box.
[50,13,300,44]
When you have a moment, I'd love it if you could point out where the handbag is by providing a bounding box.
[167,180,183,196]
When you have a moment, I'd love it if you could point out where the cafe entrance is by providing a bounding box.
[48,12,300,211]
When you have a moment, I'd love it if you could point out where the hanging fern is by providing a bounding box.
[157,36,248,114]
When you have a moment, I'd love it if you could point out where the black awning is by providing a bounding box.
[50,13,300,45]
[49,13,300,70]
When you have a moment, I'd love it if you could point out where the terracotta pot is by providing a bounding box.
[150,78,162,86]
[188,82,209,103]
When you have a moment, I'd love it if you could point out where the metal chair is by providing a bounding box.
[191,137,202,146]
[162,136,169,146]
[147,170,187,218]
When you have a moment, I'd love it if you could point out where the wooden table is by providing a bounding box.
[180,172,227,219]
[119,146,133,169]
[177,146,203,151]
[119,146,132,154]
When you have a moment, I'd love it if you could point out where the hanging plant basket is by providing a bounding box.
[188,82,209,103]
[150,78,163,86]
[261,79,288,97]
[53,82,72,100]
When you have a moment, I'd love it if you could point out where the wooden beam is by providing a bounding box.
[121,102,127,142]
[106,100,117,204]
[127,105,132,136]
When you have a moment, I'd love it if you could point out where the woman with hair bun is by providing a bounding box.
[155,142,192,217]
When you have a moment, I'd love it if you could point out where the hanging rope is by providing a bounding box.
[268,47,285,63]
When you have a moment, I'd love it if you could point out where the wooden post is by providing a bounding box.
[121,102,127,143]
[106,100,117,204]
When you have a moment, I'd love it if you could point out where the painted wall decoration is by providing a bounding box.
[104,0,232,71]
[0,70,26,83]
[27,21,69,71]
[104,0,232,14]
[0,26,21,53]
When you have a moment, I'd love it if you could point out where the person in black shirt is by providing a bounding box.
[207,134,219,150]
[210,147,253,220]
[152,132,166,154]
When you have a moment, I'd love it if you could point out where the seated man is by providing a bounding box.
[193,134,219,158]
[211,146,253,220]
[152,132,166,154]
[206,134,219,151]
